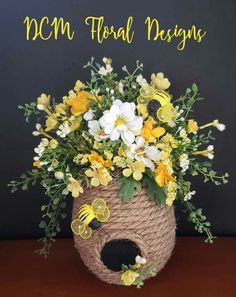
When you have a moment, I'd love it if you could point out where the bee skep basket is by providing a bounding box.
[72,183,176,285]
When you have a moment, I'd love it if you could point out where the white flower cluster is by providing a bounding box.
[32,123,42,136]
[179,153,189,172]
[56,122,70,138]
[136,74,148,87]
[206,145,214,160]
[55,171,64,180]
[184,190,196,201]
[135,255,146,265]
[34,138,49,157]
[98,58,113,76]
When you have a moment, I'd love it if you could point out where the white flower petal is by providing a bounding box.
[110,128,120,140]
[121,130,135,146]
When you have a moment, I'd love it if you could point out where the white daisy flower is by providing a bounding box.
[88,120,109,141]
[127,136,160,171]
[99,100,143,146]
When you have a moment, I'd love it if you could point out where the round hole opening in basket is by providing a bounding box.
[101,239,141,272]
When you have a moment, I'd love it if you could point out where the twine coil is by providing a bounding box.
[72,183,176,285]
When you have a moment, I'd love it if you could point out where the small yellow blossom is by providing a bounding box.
[88,151,112,168]
[137,103,148,119]
[45,116,57,131]
[67,178,83,198]
[166,181,177,206]
[141,119,165,142]
[49,139,58,149]
[113,156,126,168]
[104,150,113,160]
[33,160,41,168]
[37,94,50,110]
[188,119,198,134]
[121,269,139,286]
[123,161,145,181]
[85,167,112,187]
[155,161,175,187]
[69,116,82,132]
[151,72,171,91]
[55,103,67,115]
[74,80,84,92]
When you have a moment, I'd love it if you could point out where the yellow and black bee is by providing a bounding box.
[71,198,110,239]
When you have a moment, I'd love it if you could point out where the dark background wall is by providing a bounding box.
[0,0,235,240]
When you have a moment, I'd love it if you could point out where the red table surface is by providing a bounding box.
[0,237,235,297]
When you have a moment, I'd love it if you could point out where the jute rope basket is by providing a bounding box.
[72,183,176,285]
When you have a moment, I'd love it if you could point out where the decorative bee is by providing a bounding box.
[71,198,110,239]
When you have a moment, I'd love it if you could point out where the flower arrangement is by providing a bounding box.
[9,57,228,261]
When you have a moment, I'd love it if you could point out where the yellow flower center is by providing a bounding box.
[115,117,126,127]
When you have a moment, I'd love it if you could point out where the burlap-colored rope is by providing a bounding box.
[72,183,176,285]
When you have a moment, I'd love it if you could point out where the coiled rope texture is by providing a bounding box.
[72,183,176,285]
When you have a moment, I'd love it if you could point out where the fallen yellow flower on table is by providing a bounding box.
[67,178,83,198]
[155,161,175,187]
[123,161,145,181]
[121,269,139,286]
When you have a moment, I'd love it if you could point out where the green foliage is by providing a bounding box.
[18,102,40,122]
[142,172,166,205]
[181,200,216,243]
[118,176,142,203]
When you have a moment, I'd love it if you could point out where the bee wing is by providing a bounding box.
[91,198,106,215]
[79,225,93,239]
[96,207,110,222]
[71,218,86,236]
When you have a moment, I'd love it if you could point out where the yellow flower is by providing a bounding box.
[49,139,58,149]
[155,161,175,187]
[33,160,41,168]
[67,178,83,198]
[188,119,198,134]
[85,167,112,187]
[69,116,82,132]
[74,80,84,92]
[137,103,148,119]
[151,72,171,91]
[166,181,177,206]
[121,270,139,286]
[104,150,113,160]
[141,119,165,142]
[37,94,50,110]
[113,156,126,168]
[88,151,112,168]
[55,103,67,115]
[66,90,95,115]
[45,116,57,131]
[123,161,145,181]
